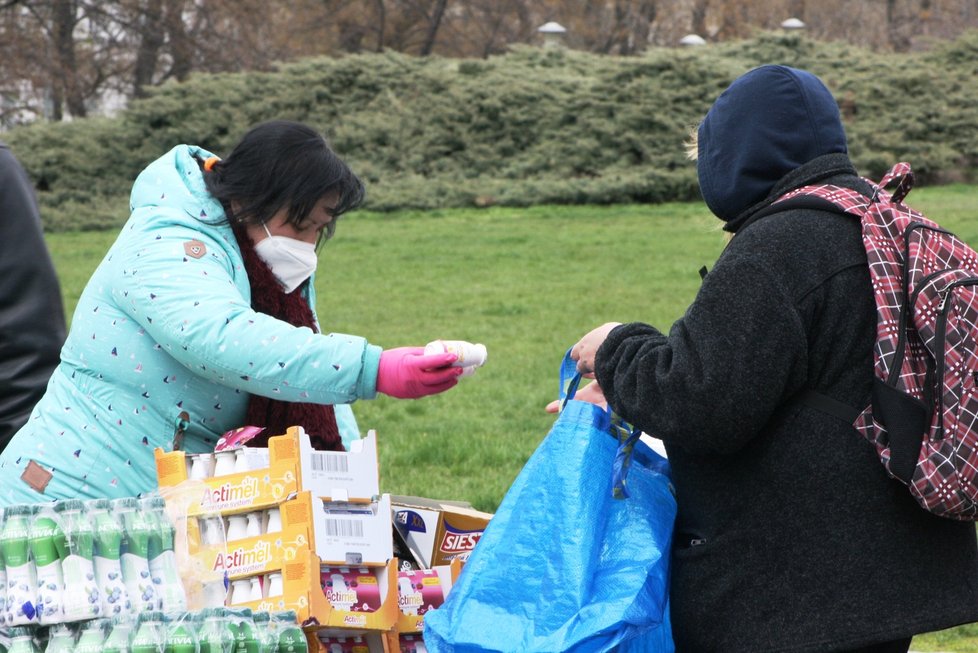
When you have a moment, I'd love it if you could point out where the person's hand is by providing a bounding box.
[570,322,622,376]
[376,347,463,399]
[545,380,607,413]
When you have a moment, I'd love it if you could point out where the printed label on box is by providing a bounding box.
[197,466,297,512]
[321,566,382,613]
[200,525,309,579]
[392,497,493,568]
[395,563,457,633]
[396,569,445,617]
[313,495,393,566]
[437,522,483,562]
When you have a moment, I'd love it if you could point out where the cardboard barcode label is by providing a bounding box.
[323,519,365,538]
[311,452,350,473]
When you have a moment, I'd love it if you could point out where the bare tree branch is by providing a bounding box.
[419,0,448,55]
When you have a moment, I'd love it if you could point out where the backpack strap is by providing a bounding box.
[875,162,914,203]
[747,195,869,427]
[797,389,861,424]
[750,162,912,226]
[750,194,858,224]
[800,385,922,484]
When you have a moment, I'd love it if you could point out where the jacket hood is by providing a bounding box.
[697,65,848,227]
[130,144,225,221]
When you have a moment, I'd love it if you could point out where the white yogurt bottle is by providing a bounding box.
[424,340,487,376]
[245,513,262,539]
[265,572,283,598]
[233,449,251,474]
[212,451,237,477]
[230,579,251,605]
[225,516,248,542]
[189,453,213,480]
[264,508,282,535]
[248,576,263,601]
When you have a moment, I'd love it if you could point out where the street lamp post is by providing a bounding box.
[780,17,806,31]
[537,21,568,49]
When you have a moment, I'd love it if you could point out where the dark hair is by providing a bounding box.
[202,120,365,245]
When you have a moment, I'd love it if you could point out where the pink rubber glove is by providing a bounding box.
[376,347,462,399]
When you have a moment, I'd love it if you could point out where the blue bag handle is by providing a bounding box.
[558,348,644,499]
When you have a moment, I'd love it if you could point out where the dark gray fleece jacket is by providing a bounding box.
[0,143,65,451]
[595,66,978,652]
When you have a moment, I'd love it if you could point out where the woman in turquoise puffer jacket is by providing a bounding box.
[0,120,462,504]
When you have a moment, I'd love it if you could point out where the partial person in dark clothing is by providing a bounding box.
[560,65,978,651]
[0,143,66,451]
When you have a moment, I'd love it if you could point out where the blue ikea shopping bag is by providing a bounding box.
[424,351,676,653]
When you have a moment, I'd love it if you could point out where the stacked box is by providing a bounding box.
[236,550,399,630]
[189,492,395,580]
[395,559,462,634]
[154,427,381,515]
[307,628,400,653]
[155,427,397,633]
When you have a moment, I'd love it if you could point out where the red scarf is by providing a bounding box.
[231,221,343,451]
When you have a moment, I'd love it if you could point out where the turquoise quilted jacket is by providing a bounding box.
[0,145,381,504]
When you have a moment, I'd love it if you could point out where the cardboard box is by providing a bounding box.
[312,494,394,566]
[243,428,380,501]
[391,496,493,569]
[307,629,396,653]
[395,558,462,633]
[242,552,399,631]
[155,427,380,516]
[156,456,298,517]
[297,429,380,502]
[190,491,394,572]
[397,633,427,653]
[183,491,391,586]
[156,431,302,515]
[196,523,310,580]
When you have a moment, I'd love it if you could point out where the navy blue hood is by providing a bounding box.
[697,65,848,229]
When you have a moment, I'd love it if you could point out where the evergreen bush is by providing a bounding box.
[7,31,978,231]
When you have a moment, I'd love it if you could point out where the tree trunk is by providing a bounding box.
[132,0,165,97]
[613,0,629,54]
[691,0,709,38]
[919,0,932,34]
[51,0,85,118]
[604,0,657,55]
[886,0,912,51]
[480,11,506,58]
[375,0,386,51]
[49,83,64,122]
[419,0,448,55]
[164,0,192,81]
[635,0,656,52]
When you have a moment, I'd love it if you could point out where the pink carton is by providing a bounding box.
[320,566,383,613]
[398,634,428,653]
[397,569,446,617]
[395,562,459,633]
[312,630,387,653]
[316,636,368,653]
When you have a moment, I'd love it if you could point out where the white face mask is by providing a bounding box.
[254,223,318,294]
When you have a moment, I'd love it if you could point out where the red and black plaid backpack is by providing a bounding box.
[765,162,978,520]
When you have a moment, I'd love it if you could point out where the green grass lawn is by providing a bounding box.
[45,185,978,650]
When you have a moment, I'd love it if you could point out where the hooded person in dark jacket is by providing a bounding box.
[565,65,978,651]
[0,143,66,451]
